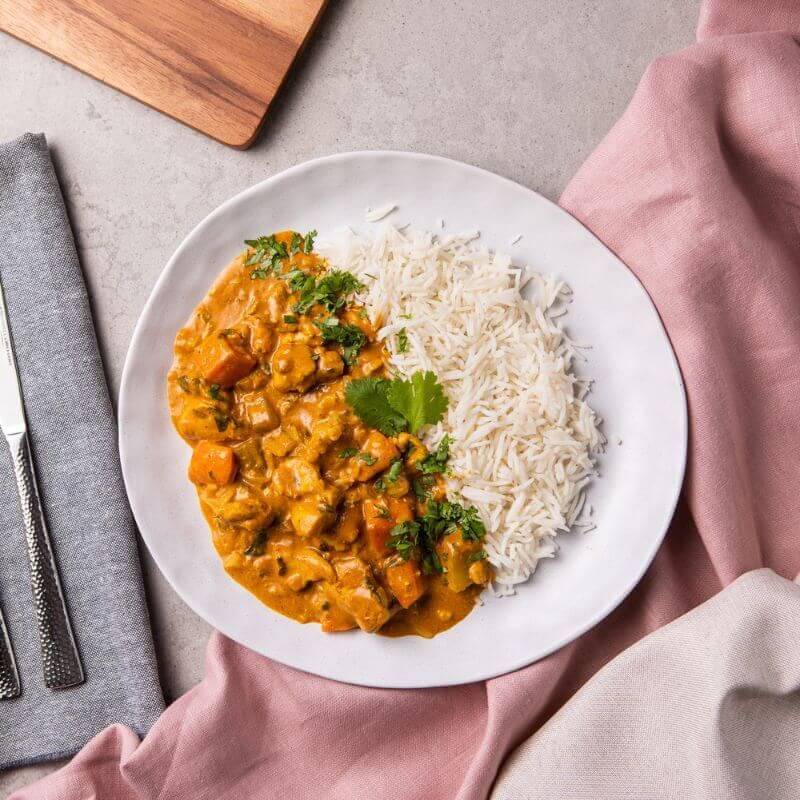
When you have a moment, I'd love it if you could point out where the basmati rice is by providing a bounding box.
[319,225,604,594]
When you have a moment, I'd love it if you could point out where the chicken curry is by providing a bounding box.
[167,230,492,637]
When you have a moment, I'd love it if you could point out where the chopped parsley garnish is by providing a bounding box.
[345,371,448,436]
[245,229,316,279]
[375,459,403,492]
[244,235,288,278]
[399,313,412,320]
[287,269,316,295]
[412,475,434,500]
[396,328,409,354]
[457,505,486,541]
[467,550,488,563]
[208,383,221,400]
[291,270,365,314]
[387,499,485,573]
[283,314,298,324]
[356,451,377,466]
[338,447,359,459]
[213,411,230,432]
[387,520,444,575]
[418,434,452,474]
[314,317,367,365]
[244,529,269,557]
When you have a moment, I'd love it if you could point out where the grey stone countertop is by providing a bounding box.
[0,0,698,793]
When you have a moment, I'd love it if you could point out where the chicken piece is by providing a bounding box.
[205,484,274,532]
[321,611,357,633]
[262,429,297,458]
[403,435,429,474]
[199,333,257,388]
[240,392,280,432]
[333,502,362,543]
[332,557,391,633]
[289,496,336,537]
[436,530,488,593]
[231,438,266,482]
[188,441,237,486]
[298,412,345,463]
[357,431,400,481]
[271,341,317,392]
[272,458,324,498]
[385,560,426,608]
[246,318,273,355]
[316,350,344,382]
[468,559,492,585]
[362,496,415,556]
[284,547,336,590]
[175,396,230,441]
[264,281,289,324]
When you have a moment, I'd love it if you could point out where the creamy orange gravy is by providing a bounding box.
[167,231,489,637]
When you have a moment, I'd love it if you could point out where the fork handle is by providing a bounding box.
[8,431,84,689]
[0,604,20,699]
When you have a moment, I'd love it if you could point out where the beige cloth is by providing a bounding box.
[492,569,800,799]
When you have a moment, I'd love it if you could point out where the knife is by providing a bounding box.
[0,280,84,690]
[0,603,20,698]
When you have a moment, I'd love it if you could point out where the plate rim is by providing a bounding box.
[119,149,688,687]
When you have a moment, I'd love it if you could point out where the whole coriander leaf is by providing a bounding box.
[344,378,407,436]
[386,370,449,435]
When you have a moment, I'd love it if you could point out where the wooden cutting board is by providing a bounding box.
[0,0,328,148]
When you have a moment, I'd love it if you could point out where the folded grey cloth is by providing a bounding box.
[0,133,163,769]
[492,568,800,800]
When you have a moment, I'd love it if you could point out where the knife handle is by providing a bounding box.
[0,604,20,699]
[8,431,84,689]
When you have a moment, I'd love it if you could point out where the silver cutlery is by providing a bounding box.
[0,280,84,690]
[0,604,20,699]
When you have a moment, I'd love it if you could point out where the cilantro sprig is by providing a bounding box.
[343,378,407,435]
[345,371,448,436]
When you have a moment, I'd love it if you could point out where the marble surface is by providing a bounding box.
[0,0,698,794]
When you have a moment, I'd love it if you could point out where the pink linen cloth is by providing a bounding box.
[14,1,800,797]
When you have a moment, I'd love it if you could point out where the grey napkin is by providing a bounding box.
[492,569,800,800]
[0,134,163,768]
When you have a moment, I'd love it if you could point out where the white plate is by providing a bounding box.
[119,151,686,688]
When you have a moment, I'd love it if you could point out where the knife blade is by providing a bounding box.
[0,279,84,689]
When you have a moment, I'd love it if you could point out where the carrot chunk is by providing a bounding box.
[362,498,394,556]
[188,441,238,486]
[199,334,256,388]
[385,560,426,608]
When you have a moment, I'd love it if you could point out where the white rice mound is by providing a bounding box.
[319,225,604,595]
